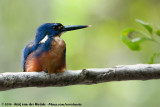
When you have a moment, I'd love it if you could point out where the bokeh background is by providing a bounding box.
[0,0,160,107]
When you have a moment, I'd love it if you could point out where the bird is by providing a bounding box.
[22,23,90,74]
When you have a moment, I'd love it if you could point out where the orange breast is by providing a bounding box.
[25,36,66,73]
[25,51,43,72]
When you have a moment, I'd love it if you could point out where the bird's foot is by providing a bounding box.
[43,69,48,73]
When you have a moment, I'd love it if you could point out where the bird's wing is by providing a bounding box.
[64,48,66,63]
[21,42,36,71]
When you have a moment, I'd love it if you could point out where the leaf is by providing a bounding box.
[121,28,146,51]
[156,30,160,36]
[136,19,152,34]
[148,52,160,64]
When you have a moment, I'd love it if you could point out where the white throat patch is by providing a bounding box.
[39,35,48,44]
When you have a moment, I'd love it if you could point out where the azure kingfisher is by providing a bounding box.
[22,23,90,74]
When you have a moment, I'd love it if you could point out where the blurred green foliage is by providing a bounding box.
[156,30,160,36]
[121,19,160,63]
[121,28,143,51]
[0,0,160,107]
[136,19,153,34]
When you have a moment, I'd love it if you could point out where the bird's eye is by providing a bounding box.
[58,26,63,29]
[53,25,63,31]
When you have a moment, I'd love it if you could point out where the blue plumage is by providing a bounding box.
[34,37,54,57]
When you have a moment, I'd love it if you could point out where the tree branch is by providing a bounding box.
[0,64,160,91]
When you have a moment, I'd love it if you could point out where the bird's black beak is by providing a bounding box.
[61,25,91,32]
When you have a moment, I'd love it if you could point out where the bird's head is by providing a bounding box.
[34,23,90,44]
